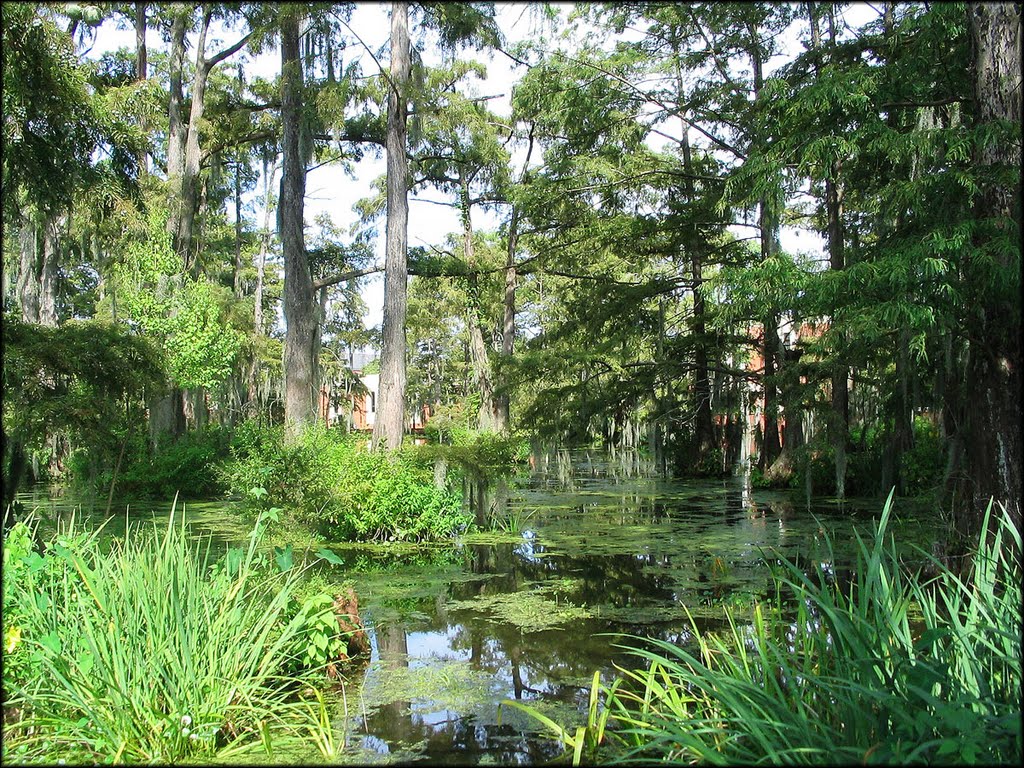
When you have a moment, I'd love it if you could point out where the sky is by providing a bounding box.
[87,2,883,330]
[90,2,541,329]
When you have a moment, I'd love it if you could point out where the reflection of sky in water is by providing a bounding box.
[407,628,471,665]
[19,449,946,765]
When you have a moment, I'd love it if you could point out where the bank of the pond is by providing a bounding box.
[1,504,372,764]
[6,450,959,764]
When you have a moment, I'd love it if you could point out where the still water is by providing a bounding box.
[14,448,945,764]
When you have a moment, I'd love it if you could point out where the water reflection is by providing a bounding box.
[15,450,945,765]
[347,448,946,763]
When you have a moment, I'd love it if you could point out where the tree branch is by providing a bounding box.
[312,264,383,292]
[204,28,257,70]
[880,96,968,110]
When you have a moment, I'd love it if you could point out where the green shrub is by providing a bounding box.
[513,496,1022,764]
[900,415,944,496]
[0,506,340,764]
[220,423,470,542]
[71,426,232,500]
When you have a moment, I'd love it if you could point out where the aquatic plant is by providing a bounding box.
[510,495,1022,764]
[489,505,536,534]
[0,503,343,764]
[449,590,594,633]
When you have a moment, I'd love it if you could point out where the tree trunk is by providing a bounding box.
[233,152,244,298]
[134,2,148,171]
[280,10,318,443]
[175,8,213,273]
[820,5,849,499]
[495,205,517,434]
[826,166,848,498]
[17,218,40,323]
[674,51,715,464]
[18,213,59,327]
[460,180,501,432]
[373,0,411,452]
[494,128,534,435]
[962,2,1022,538]
[165,8,187,219]
[148,387,185,450]
[749,28,782,471]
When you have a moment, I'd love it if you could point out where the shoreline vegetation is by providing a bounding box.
[4,471,1019,763]
[507,496,1022,765]
[1,502,368,764]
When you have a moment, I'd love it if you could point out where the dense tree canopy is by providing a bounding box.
[2,1,1019,544]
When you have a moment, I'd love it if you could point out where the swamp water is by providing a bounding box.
[14,449,946,764]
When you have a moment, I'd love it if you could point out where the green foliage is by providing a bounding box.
[112,205,243,390]
[503,671,618,767]
[286,592,345,673]
[1,314,163,453]
[1,3,103,218]
[513,496,1022,764]
[108,426,232,499]
[0,506,338,764]
[221,423,470,542]
[899,416,944,496]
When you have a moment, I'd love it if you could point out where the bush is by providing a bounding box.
[514,496,1022,764]
[220,423,470,542]
[70,426,232,500]
[0,507,341,764]
[900,415,944,495]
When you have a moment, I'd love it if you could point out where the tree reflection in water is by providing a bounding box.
[347,448,945,763]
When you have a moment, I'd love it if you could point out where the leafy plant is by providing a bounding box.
[502,671,620,766]
[0,503,339,764]
[510,495,1022,764]
[220,423,470,541]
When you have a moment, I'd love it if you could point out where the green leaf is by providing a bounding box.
[274,544,293,573]
[316,548,345,566]
[39,631,62,655]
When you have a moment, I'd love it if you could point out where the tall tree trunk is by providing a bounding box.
[280,10,318,442]
[495,206,516,434]
[148,387,185,450]
[373,0,411,451]
[826,165,848,498]
[248,156,277,412]
[460,180,501,432]
[39,216,59,327]
[672,42,715,464]
[135,2,147,81]
[494,127,534,434]
[154,6,194,446]
[233,161,244,298]
[254,156,278,338]
[17,218,40,324]
[232,64,246,299]
[165,8,187,218]
[175,8,213,273]
[680,130,715,461]
[818,5,849,498]
[18,213,59,327]
[749,26,782,471]
[962,2,1022,538]
[134,2,148,171]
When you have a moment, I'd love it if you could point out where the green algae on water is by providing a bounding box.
[448,590,594,633]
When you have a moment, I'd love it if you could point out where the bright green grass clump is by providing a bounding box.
[513,495,1022,765]
[1,504,337,764]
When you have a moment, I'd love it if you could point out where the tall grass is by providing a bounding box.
[513,495,1022,764]
[2,502,334,764]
